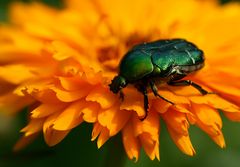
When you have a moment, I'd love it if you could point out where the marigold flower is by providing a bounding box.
[0,0,240,161]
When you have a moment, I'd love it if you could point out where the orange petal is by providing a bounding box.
[219,93,240,107]
[98,103,130,136]
[56,58,82,76]
[198,70,240,98]
[30,88,61,104]
[107,109,131,136]
[91,122,102,141]
[51,86,92,102]
[162,108,189,135]
[13,133,39,151]
[0,92,33,113]
[15,82,61,104]
[0,27,43,62]
[139,133,160,161]
[167,127,195,156]
[98,105,118,127]
[191,103,222,129]
[81,102,100,123]
[21,118,45,136]
[173,104,191,113]
[157,88,190,104]
[122,118,140,162]
[81,69,104,85]
[52,41,84,61]
[224,111,240,121]
[211,132,226,148]
[120,88,145,117]
[137,111,160,160]
[31,103,67,118]
[133,110,159,137]
[45,129,70,147]
[0,64,35,84]
[86,86,116,109]
[152,99,171,114]
[167,84,203,96]
[58,76,88,91]
[190,94,239,112]
[97,127,110,148]
[191,103,225,147]
[43,112,70,146]
[53,100,84,130]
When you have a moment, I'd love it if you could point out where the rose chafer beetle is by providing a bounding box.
[109,38,210,120]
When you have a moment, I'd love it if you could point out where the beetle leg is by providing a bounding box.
[136,85,149,121]
[150,81,174,105]
[142,90,149,121]
[168,80,210,95]
[119,90,124,101]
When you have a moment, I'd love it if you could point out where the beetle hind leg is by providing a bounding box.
[150,81,174,105]
[168,80,212,95]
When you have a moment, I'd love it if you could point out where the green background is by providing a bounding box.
[1,0,240,167]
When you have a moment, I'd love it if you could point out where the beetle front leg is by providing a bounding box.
[119,90,124,101]
[168,80,211,95]
[149,81,174,105]
[142,90,149,121]
[136,85,149,121]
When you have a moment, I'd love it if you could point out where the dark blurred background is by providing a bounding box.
[1,0,240,167]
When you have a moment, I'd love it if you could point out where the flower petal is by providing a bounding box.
[139,133,160,160]
[98,103,131,136]
[162,108,189,135]
[152,99,171,114]
[96,127,110,148]
[53,100,84,130]
[190,94,239,112]
[21,118,44,136]
[15,82,61,104]
[211,132,226,148]
[91,122,102,141]
[120,88,145,117]
[43,112,70,146]
[138,111,160,160]
[31,103,67,118]
[167,127,195,156]
[0,92,33,113]
[0,64,35,84]
[81,102,100,123]
[51,85,92,102]
[158,88,190,104]
[191,103,225,147]
[122,118,140,162]
[86,86,116,109]
[57,76,88,91]
[108,109,131,136]
[224,111,240,121]
[191,103,222,128]
[13,133,39,151]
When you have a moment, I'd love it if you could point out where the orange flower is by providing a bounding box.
[1,0,240,161]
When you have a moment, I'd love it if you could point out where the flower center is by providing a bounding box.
[97,34,152,73]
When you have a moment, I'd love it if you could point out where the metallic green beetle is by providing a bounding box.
[109,38,209,120]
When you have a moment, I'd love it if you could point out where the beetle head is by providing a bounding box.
[109,75,127,94]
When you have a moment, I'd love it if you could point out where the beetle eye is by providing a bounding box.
[120,80,126,88]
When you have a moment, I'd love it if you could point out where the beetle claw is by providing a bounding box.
[119,91,124,101]
[205,91,217,95]
[140,114,147,121]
